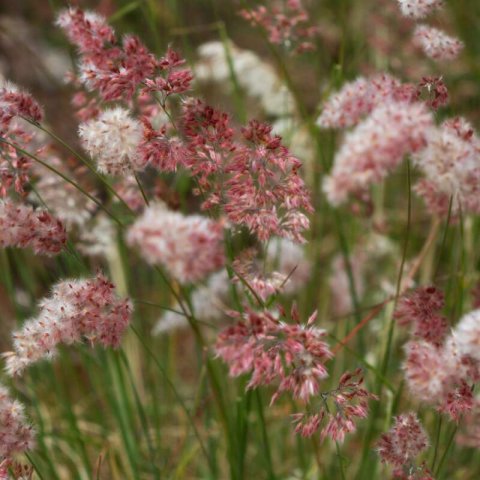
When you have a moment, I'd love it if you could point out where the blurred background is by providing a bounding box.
[1,1,480,478]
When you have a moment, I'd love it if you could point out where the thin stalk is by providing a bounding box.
[334,210,363,345]
[435,425,458,478]
[50,361,92,473]
[105,351,141,478]
[255,390,276,480]
[129,325,216,475]
[150,265,237,477]
[119,350,161,480]
[235,386,252,480]
[25,381,62,480]
[0,138,124,227]
[335,441,347,480]
[434,197,454,280]
[133,299,186,316]
[381,159,412,377]
[328,332,396,393]
[25,452,46,480]
[134,171,150,206]
[431,414,443,471]
[357,159,412,480]
[0,250,22,321]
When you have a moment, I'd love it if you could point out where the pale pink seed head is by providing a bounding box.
[3,274,132,376]
[323,100,433,205]
[126,204,225,284]
[396,0,443,18]
[0,385,35,460]
[413,25,464,61]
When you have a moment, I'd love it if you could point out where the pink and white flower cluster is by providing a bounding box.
[216,306,376,442]
[322,97,432,205]
[319,70,473,209]
[292,368,376,442]
[0,385,35,461]
[0,83,72,255]
[396,0,443,19]
[399,288,480,421]
[377,412,432,479]
[413,117,480,216]
[79,107,144,175]
[59,8,312,244]
[3,274,132,376]
[0,81,43,133]
[0,81,43,198]
[318,73,442,205]
[216,307,332,401]
[413,25,464,61]
[239,0,319,54]
[0,199,66,255]
[126,204,226,284]
[395,286,448,346]
[396,0,463,62]
[56,8,192,103]
[317,73,415,129]
[182,101,312,242]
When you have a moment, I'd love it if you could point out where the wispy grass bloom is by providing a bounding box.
[414,117,480,216]
[79,107,143,175]
[404,329,479,421]
[292,369,377,442]
[0,200,66,255]
[377,412,430,477]
[57,8,191,102]
[397,0,443,18]
[395,286,448,346]
[0,81,43,131]
[216,306,332,402]
[227,121,313,242]
[240,0,319,54]
[0,385,35,460]
[195,41,295,117]
[126,204,225,284]
[182,101,312,242]
[3,274,132,376]
[0,80,44,197]
[413,25,464,61]
[403,340,447,401]
[323,100,433,205]
[316,73,412,129]
[138,119,187,172]
[453,309,480,363]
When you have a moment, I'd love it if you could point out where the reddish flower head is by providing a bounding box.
[216,306,331,402]
[395,286,448,346]
[377,412,429,469]
[0,200,66,255]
